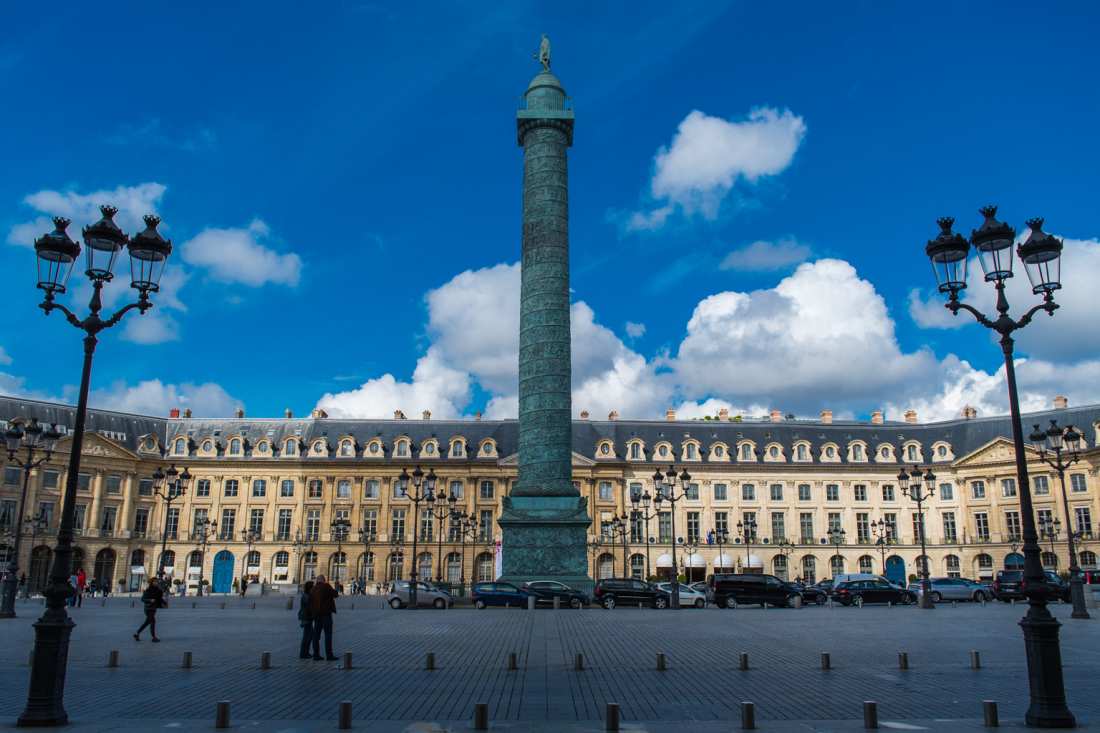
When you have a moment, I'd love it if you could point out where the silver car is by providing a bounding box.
[908,576,991,602]
[656,582,707,608]
[386,580,454,609]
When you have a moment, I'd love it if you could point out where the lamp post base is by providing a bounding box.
[0,573,18,618]
[1020,604,1075,728]
[17,613,75,727]
[1069,577,1091,620]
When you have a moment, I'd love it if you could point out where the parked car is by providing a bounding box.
[1044,571,1072,602]
[471,581,529,609]
[710,573,803,608]
[522,580,589,608]
[907,577,992,602]
[791,582,828,604]
[386,580,454,609]
[833,578,915,606]
[992,570,1025,601]
[689,580,709,595]
[593,578,668,609]
[656,582,707,608]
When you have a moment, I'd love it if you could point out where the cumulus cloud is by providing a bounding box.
[629,108,806,229]
[182,219,302,287]
[315,349,471,419]
[7,182,167,247]
[0,347,10,366]
[720,238,811,271]
[89,379,241,417]
[121,311,181,345]
[624,321,646,339]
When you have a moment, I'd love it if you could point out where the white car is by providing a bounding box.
[656,582,707,608]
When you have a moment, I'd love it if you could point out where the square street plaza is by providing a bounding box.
[0,597,1095,731]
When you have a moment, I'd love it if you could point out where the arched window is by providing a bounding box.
[597,553,614,580]
[303,551,318,581]
[396,440,408,457]
[202,440,213,452]
[445,552,462,583]
[852,444,864,461]
[630,443,640,459]
[880,446,890,459]
[230,438,241,455]
[284,440,296,456]
[858,555,873,574]
[386,552,403,582]
[740,444,753,461]
[274,550,289,568]
[773,554,788,580]
[907,444,917,461]
[246,550,261,571]
[159,550,176,573]
[417,552,432,581]
[174,437,186,455]
[330,551,347,582]
[629,554,645,579]
[359,551,375,581]
[796,444,807,460]
[340,440,353,456]
[768,445,779,459]
[188,550,203,568]
[801,556,817,584]
[829,555,845,577]
[475,552,493,582]
[714,445,724,458]
[686,443,697,459]
[130,549,145,567]
[975,553,993,579]
[1041,551,1058,569]
[1079,551,1097,569]
[254,441,267,455]
[945,554,961,577]
[451,441,463,457]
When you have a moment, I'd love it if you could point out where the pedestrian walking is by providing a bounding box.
[297,580,315,659]
[134,577,166,642]
[67,572,78,607]
[76,568,86,608]
[308,574,338,661]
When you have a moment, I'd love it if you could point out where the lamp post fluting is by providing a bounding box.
[398,466,435,608]
[630,491,659,580]
[870,518,893,576]
[898,467,936,609]
[652,466,691,609]
[153,465,191,580]
[924,207,1073,726]
[1029,421,1090,619]
[18,207,174,726]
[2,419,61,618]
[736,518,758,571]
[193,519,216,597]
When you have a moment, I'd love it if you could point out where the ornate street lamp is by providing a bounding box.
[429,486,456,584]
[736,517,758,571]
[610,513,631,578]
[20,207,173,726]
[1,419,62,618]
[398,466,436,608]
[330,518,351,584]
[192,519,216,597]
[454,511,477,596]
[387,535,405,585]
[898,467,936,609]
[824,526,846,579]
[870,518,894,576]
[586,535,604,580]
[682,536,701,584]
[153,465,191,580]
[1039,517,1060,561]
[1029,421,1090,619]
[774,538,794,582]
[630,490,659,580]
[358,524,376,590]
[924,207,1072,726]
[292,528,315,586]
[651,466,692,608]
[240,527,261,589]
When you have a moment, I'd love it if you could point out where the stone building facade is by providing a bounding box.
[2,395,1098,593]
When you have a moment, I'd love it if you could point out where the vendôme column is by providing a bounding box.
[498,36,592,590]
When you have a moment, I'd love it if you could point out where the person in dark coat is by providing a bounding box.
[134,577,166,642]
[297,581,315,659]
[308,575,338,660]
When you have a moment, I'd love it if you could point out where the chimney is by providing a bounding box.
[904,409,918,424]
[422,410,431,420]
[870,409,883,425]
[961,405,978,420]
[718,408,729,420]
[311,408,328,419]
[393,410,406,420]
[183,408,192,419]
[608,410,619,421]
[580,410,590,419]
[285,408,293,419]
[666,408,677,422]
[1054,395,1068,410]
[169,408,180,419]
[235,407,245,419]
[820,409,833,425]
[769,409,782,423]
[474,411,482,421]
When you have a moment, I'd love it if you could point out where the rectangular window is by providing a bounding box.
[942,512,957,543]
[249,508,264,536]
[799,512,814,543]
[336,479,351,499]
[658,512,672,543]
[421,509,434,541]
[686,512,700,541]
[1075,507,1092,535]
[277,509,292,540]
[884,513,898,539]
[974,512,989,541]
[882,484,895,501]
[165,507,179,539]
[0,499,15,530]
[100,506,116,533]
[139,478,154,496]
[911,512,924,543]
[220,508,237,539]
[391,480,405,499]
[309,480,324,499]
[1033,476,1049,495]
[971,481,986,499]
[770,484,783,501]
[685,483,699,500]
[224,479,239,497]
[252,479,266,498]
[73,504,86,532]
[3,467,19,486]
[853,484,867,502]
[449,480,464,500]
[196,479,211,497]
[827,512,841,533]
[856,512,870,543]
[1070,474,1087,493]
[480,480,495,500]
[598,481,613,500]
[391,509,406,540]
[713,483,727,501]
[42,470,59,489]
[77,473,92,492]
[628,483,643,502]
[1005,511,1021,540]
[939,483,953,500]
[771,511,785,541]
[280,479,295,498]
[362,509,377,539]
[192,508,208,535]
[629,514,643,542]
[1001,478,1017,498]
[742,512,758,539]
[306,509,320,541]
[826,484,839,502]
[364,479,379,499]
[479,509,493,541]
[741,483,755,501]
[1037,508,1053,528]
[798,484,811,501]
[133,507,149,536]
[105,475,121,494]
[715,511,729,535]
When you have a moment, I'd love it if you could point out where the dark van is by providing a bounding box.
[709,573,802,608]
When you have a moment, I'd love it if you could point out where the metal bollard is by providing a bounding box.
[182,651,193,669]
[574,653,585,671]
[821,652,831,670]
[739,652,749,671]
[107,650,119,668]
[953,600,958,609]
[656,652,667,671]
[426,652,436,671]
[638,601,642,609]
[192,601,196,609]
[220,601,226,609]
[741,701,756,730]
[473,702,489,730]
[130,600,135,608]
[553,597,560,610]
[970,650,981,669]
[863,701,878,729]
[101,598,106,607]
[260,651,271,670]
[527,595,535,610]
[338,701,352,730]
[343,652,353,670]
[605,702,620,732]
[286,598,293,610]
[898,652,909,670]
[251,601,256,610]
[215,701,231,729]
[508,652,518,671]
[983,700,999,727]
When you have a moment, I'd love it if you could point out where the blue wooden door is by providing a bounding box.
[212,551,234,593]
[1005,552,1024,570]
[885,556,906,585]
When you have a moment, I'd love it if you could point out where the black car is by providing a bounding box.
[522,580,589,608]
[593,578,668,609]
[710,573,803,608]
[833,579,915,606]
[791,582,828,605]
[993,570,1025,601]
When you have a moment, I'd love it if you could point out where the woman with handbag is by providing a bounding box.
[297,580,315,659]
[134,577,166,642]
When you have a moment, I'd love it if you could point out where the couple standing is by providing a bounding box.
[298,575,339,660]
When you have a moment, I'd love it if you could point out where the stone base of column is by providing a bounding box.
[1020,604,1075,728]
[498,496,592,594]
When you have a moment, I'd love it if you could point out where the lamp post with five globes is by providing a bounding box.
[398,466,436,608]
[651,466,691,608]
[898,467,936,609]
[153,465,191,580]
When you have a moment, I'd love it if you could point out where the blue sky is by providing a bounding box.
[2,2,1099,421]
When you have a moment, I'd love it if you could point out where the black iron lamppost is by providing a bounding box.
[2,419,61,618]
[774,538,794,581]
[586,535,604,580]
[924,207,1073,727]
[357,525,376,590]
[240,527,261,591]
[292,529,314,586]
[398,466,436,609]
[192,519,216,597]
[682,536,701,584]
[153,465,191,580]
[429,487,456,584]
[330,518,350,584]
[455,512,476,596]
[19,207,173,726]
[824,526,846,578]
[870,518,893,576]
[610,513,631,577]
[387,535,405,585]
[630,491,659,580]
[1038,517,1060,563]
[23,512,50,598]
[736,518,758,571]
[651,466,691,608]
[1029,421,1090,619]
[898,467,936,610]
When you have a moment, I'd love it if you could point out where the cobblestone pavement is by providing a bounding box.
[0,595,1095,728]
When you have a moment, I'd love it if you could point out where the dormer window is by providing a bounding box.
[714,445,724,457]
[368,442,380,455]
[768,446,779,459]
[880,446,889,459]
[451,442,463,457]
[173,437,186,455]
[630,443,640,459]
[339,440,353,457]
[255,441,268,455]
[658,444,669,458]
[686,444,697,459]
[796,444,807,461]
[284,440,296,456]
[937,445,947,458]
[312,441,326,455]
[600,442,611,456]
[740,444,753,461]
[825,446,835,458]
[907,445,917,461]
[852,444,864,461]
[424,442,435,455]
[229,438,241,455]
[396,441,408,457]
[482,442,492,455]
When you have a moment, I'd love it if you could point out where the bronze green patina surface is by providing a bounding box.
[499,39,592,590]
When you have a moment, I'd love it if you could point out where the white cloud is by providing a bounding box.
[0,347,10,366]
[315,348,471,419]
[181,219,301,287]
[7,183,167,247]
[625,321,646,339]
[720,238,811,271]
[121,311,181,345]
[89,379,241,417]
[630,108,806,229]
